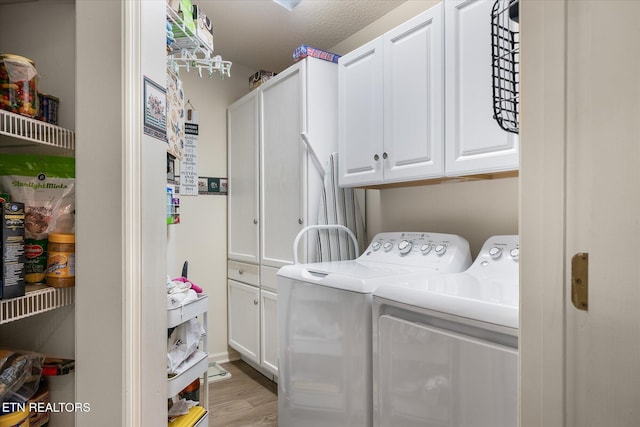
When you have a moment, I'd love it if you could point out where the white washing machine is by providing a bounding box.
[277,232,473,427]
[372,235,519,427]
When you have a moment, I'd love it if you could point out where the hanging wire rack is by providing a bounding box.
[166,5,232,79]
[491,0,520,134]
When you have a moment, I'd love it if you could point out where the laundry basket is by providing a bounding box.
[491,0,520,134]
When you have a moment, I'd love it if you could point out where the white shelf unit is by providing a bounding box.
[168,294,209,427]
[0,109,76,324]
[166,5,231,78]
[1,286,74,325]
[0,109,75,150]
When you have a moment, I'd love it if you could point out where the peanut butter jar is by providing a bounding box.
[46,233,75,288]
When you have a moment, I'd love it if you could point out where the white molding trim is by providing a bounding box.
[519,1,567,426]
[122,1,142,426]
[208,351,240,365]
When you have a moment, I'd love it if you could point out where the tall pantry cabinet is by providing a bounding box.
[2,1,169,426]
[227,57,338,377]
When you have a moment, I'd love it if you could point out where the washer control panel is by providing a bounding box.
[361,232,472,270]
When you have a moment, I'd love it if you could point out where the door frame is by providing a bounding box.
[519,1,567,426]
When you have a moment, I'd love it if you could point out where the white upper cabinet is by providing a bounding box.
[444,0,519,176]
[339,0,518,187]
[383,4,444,183]
[339,6,443,187]
[338,38,385,186]
[227,91,260,263]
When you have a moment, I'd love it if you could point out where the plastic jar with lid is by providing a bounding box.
[46,233,75,288]
[0,54,38,118]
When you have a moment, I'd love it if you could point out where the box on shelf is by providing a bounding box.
[193,5,214,51]
[1,202,25,299]
[167,0,181,13]
[249,70,277,89]
[293,44,341,64]
[169,0,197,49]
[38,93,59,125]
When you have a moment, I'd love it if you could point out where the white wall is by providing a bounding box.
[167,62,255,363]
[331,0,519,254]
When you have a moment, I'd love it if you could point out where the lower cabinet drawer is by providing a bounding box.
[228,260,259,286]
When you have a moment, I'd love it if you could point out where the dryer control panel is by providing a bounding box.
[468,235,519,281]
[360,232,472,272]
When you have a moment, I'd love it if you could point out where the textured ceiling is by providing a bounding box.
[198,0,407,73]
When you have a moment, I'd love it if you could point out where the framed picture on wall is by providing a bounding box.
[143,76,167,142]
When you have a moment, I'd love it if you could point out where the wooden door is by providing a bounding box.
[520,1,640,425]
[564,1,640,425]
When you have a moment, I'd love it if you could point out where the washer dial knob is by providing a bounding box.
[489,247,502,259]
[510,247,520,261]
[371,241,381,251]
[420,244,432,255]
[435,244,447,255]
[383,242,393,252]
[398,240,413,255]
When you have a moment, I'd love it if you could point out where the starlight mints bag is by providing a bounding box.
[0,154,75,283]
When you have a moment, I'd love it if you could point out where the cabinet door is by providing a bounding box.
[444,0,519,176]
[228,280,260,364]
[260,289,278,375]
[338,37,384,187]
[260,64,304,268]
[383,4,444,183]
[227,91,260,263]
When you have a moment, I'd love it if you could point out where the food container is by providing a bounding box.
[1,202,25,300]
[0,54,38,118]
[24,238,47,284]
[293,45,341,64]
[37,93,59,125]
[45,232,75,288]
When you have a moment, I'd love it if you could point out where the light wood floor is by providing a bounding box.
[208,360,278,427]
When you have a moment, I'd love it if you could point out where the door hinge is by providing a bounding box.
[571,252,589,311]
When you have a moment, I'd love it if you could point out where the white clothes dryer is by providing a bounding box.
[277,232,473,427]
[372,235,519,427]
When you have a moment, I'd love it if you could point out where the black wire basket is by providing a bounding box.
[491,0,520,134]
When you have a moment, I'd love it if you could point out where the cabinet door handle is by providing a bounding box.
[298,218,303,224]
[374,154,379,161]
[238,270,244,275]
[383,152,388,159]
[253,299,259,305]
[253,219,258,224]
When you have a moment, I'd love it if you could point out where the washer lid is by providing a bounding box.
[277,260,444,294]
[374,271,519,329]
